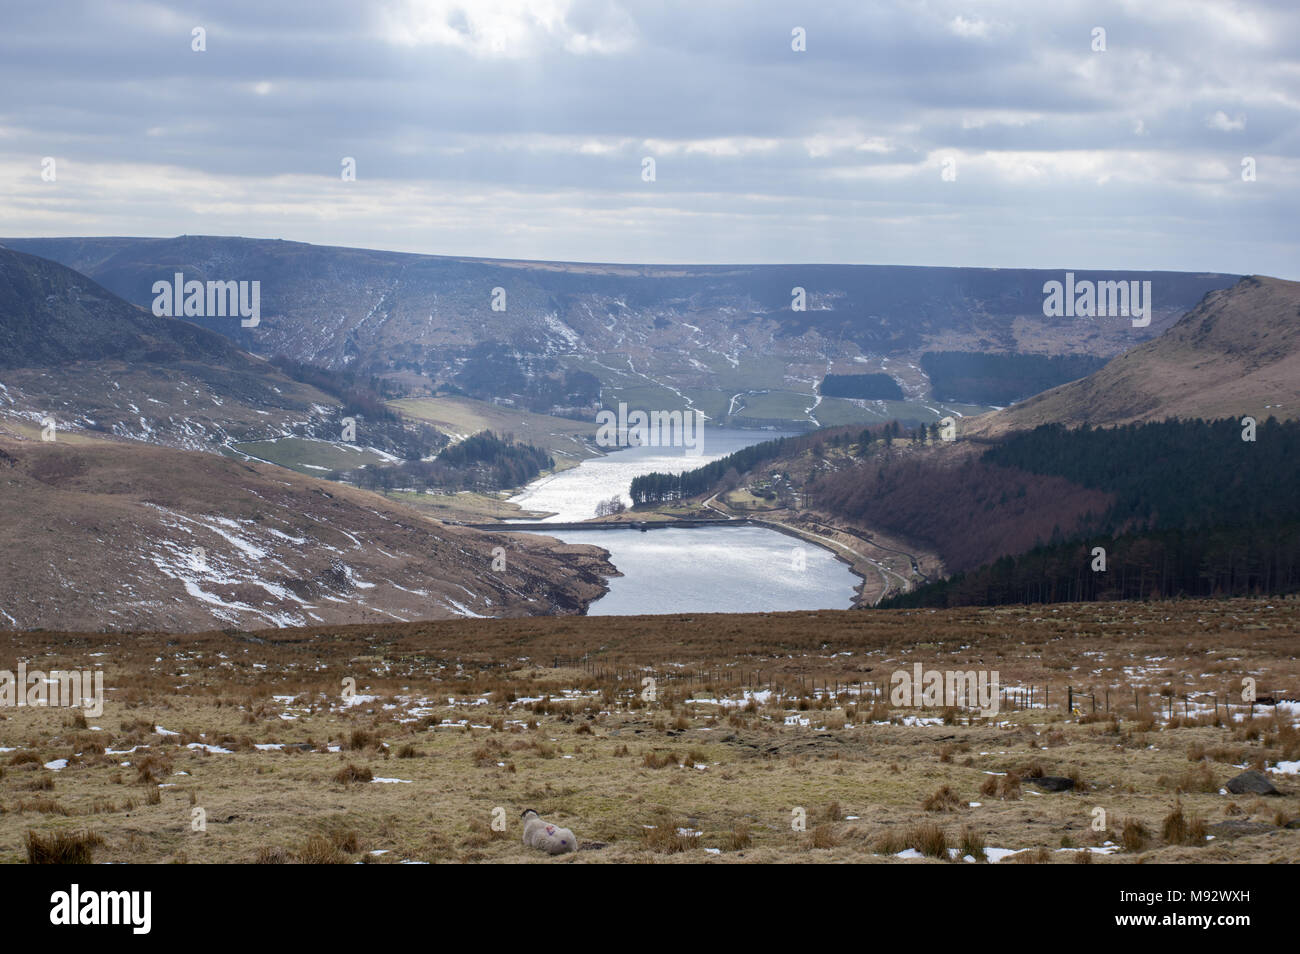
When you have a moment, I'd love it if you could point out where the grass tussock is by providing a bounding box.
[15,797,69,815]
[348,729,381,752]
[1118,818,1152,852]
[332,763,373,785]
[922,785,963,812]
[294,833,351,864]
[641,817,700,854]
[877,822,948,859]
[26,828,104,864]
[1162,803,1208,847]
[809,824,838,849]
[1006,846,1052,865]
[641,750,679,769]
[958,826,986,861]
[980,773,1021,800]
[728,821,752,851]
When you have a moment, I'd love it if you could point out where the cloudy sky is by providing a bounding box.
[1,0,1297,276]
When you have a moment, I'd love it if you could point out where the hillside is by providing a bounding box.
[0,236,1239,429]
[0,246,442,461]
[0,245,251,369]
[643,409,1300,607]
[0,426,612,632]
[972,276,1300,433]
[0,248,615,630]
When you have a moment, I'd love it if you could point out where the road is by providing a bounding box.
[702,493,918,605]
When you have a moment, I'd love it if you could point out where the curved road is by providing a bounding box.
[702,493,917,605]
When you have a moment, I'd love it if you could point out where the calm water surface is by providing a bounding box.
[507,428,860,614]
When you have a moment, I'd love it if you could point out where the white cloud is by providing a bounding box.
[0,0,1296,275]
[1207,110,1246,132]
[948,15,990,39]
[959,111,1043,130]
[379,0,635,58]
[641,136,782,158]
[804,132,893,159]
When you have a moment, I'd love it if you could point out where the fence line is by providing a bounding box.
[544,655,1292,720]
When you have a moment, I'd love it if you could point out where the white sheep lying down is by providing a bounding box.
[521,809,578,855]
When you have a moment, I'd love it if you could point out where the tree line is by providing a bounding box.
[820,373,904,400]
[882,417,1300,606]
[628,430,848,504]
[879,521,1300,608]
[340,431,552,494]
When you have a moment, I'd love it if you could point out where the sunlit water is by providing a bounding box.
[506,428,860,614]
[558,525,860,615]
[507,428,783,523]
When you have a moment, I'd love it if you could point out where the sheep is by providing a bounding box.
[521,808,578,855]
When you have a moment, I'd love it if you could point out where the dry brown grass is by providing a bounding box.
[1162,803,1209,847]
[0,598,1293,864]
[294,834,351,864]
[809,824,839,849]
[641,818,701,854]
[26,828,103,864]
[922,785,964,812]
[958,826,986,861]
[15,797,69,815]
[1118,818,1152,852]
[980,773,1022,800]
[333,763,373,785]
[642,750,678,769]
[729,821,752,850]
[907,822,949,858]
[1159,761,1219,794]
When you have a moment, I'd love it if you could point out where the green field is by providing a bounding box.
[390,395,598,469]
[678,388,734,421]
[731,389,819,421]
[814,398,997,427]
[386,489,547,522]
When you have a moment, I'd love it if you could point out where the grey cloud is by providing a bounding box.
[0,0,1295,276]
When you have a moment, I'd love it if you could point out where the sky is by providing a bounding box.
[1,0,1297,276]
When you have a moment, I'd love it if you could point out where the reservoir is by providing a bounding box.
[506,428,861,615]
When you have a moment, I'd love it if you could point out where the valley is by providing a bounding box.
[5,0,1296,888]
[2,239,1294,634]
[1,236,1239,433]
